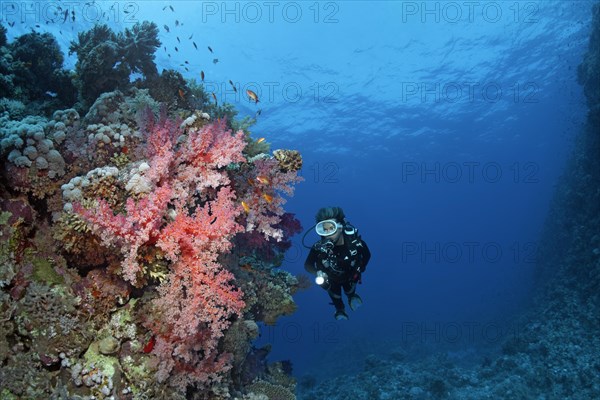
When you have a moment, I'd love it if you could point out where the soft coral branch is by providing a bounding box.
[171,118,246,209]
[74,184,172,283]
[150,188,245,388]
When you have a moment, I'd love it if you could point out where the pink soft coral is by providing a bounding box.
[76,116,248,389]
[151,187,245,387]
[74,184,172,283]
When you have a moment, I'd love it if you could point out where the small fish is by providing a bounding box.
[175,46,179,52]
[193,41,198,50]
[255,109,262,118]
[256,176,270,185]
[246,89,259,103]
[200,71,205,81]
[178,89,185,99]
[177,36,180,43]
[175,20,180,27]
[184,60,189,64]
[247,178,255,186]
[213,58,219,64]
[45,91,58,98]
[229,80,237,92]
[163,46,167,52]
[241,201,250,213]
[263,193,274,203]
[63,10,68,22]
[257,137,265,143]
[170,5,174,11]
[208,46,213,53]
[211,92,218,104]
[188,34,193,39]
[71,10,75,22]
[163,24,169,33]
[184,67,189,72]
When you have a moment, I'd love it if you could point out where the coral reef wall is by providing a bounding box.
[536,2,600,317]
[0,22,304,400]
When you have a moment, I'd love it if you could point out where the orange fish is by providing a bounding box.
[246,89,259,103]
[201,71,205,81]
[257,137,265,143]
[178,88,185,100]
[262,193,273,203]
[247,178,255,186]
[256,176,270,185]
[241,201,250,213]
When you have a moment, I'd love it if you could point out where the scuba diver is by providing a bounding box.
[303,207,371,320]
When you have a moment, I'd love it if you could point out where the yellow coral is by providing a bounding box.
[247,381,296,400]
[110,152,130,169]
[53,211,93,253]
[272,149,302,172]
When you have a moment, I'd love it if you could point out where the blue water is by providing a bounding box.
[4,0,594,381]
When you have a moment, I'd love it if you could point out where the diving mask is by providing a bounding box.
[315,219,342,237]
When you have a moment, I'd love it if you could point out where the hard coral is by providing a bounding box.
[247,381,296,400]
[273,149,303,172]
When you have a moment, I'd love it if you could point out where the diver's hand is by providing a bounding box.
[315,271,328,286]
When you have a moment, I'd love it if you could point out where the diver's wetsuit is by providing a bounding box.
[304,232,371,312]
